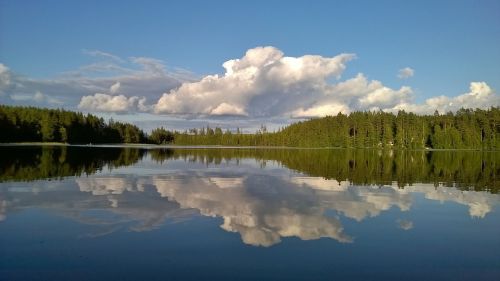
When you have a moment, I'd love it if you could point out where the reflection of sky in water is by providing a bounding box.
[1,150,500,280]
[1,154,499,247]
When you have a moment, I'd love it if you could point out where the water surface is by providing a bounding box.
[0,146,499,280]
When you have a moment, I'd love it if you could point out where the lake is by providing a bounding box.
[0,145,499,280]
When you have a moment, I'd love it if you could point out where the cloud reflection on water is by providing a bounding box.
[2,157,499,247]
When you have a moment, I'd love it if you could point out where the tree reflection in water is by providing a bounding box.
[0,145,499,246]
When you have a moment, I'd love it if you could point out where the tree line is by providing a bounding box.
[1,105,499,149]
[0,105,147,143]
[172,108,500,149]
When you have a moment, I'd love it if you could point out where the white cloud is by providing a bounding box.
[110,81,121,94]
[153,47,497,120]
[82,49,124,62]
[0,64,11,85]
[77,177,136,195]
[210,102,248,116]
[0,63,12,96]
[398,67,414,79]
[10,90,62,105]
[154,46,356,117]
[291,103,350,118]
[0,52,192,111]
[392,81,499,114]
[152,174,352,246]
[33,91,45,102]
[4,157,499,244]
[78,93,147,113]
[290,74,413,117]
[130,57,167,76]
[2,47,498,128]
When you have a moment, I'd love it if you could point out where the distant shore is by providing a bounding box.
[1,142,498,152]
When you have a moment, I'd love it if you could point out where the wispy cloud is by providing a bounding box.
[0,50,194,112]
[109,81,121,94]
[82,49,125,63]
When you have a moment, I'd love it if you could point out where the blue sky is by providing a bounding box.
[1,0,499,131]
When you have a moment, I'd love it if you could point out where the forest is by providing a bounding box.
[173,108,500,149]
[1,105,499,149]
[0,105,147,143]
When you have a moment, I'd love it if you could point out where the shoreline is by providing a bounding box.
[0,142,498,152]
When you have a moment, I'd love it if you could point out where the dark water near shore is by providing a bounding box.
[0,146,499,280]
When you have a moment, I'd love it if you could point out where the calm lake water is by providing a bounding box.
[0,145,499,280]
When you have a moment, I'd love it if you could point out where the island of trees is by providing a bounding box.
[1,104,499,149]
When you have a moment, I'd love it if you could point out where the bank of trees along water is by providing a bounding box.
[1,105,499,149]
[173,108,500,149]
[0,105,146,143]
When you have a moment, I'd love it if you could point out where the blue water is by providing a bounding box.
[0,147,499,280]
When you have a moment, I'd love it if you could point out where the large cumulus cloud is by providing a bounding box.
[153,46,498,118]
[154,46,356,117]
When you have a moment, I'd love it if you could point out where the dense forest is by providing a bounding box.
[1,105,499,149]
[0,146,498,193]
[0,105,146,143]
[173,108,500,149]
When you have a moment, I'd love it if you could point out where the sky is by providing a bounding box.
[1,0,499,132]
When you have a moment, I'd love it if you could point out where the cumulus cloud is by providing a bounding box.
[154,46,356,117]
[152,174,353,246]
[398,67,414,79]
[78,93,148,113]
[153,47,498,120]
[152,47,498,120]
[290,73,413,117]
[393,81,499,114]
